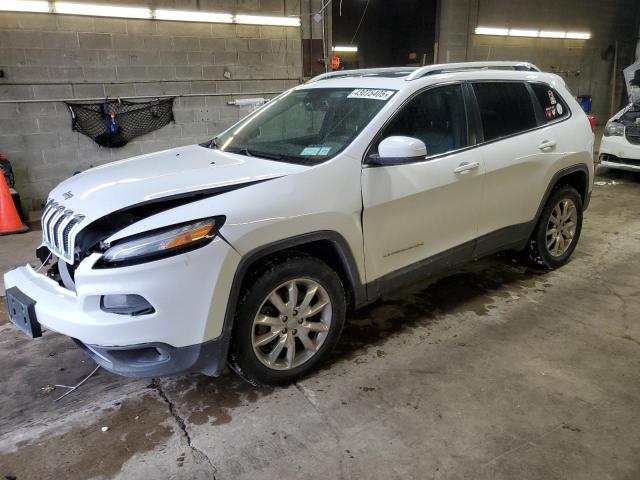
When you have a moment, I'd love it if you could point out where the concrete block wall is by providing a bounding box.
[438,0,640,121]
[0,0,302,213]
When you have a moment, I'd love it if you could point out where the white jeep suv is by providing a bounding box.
[5,61,594,385]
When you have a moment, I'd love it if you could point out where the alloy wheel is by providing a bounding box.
[251,279,332,370]
[546,198,578,257]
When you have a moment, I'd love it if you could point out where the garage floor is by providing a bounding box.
[1,167,639,480]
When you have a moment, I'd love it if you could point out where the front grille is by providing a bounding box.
[625,125,640,145]
[41,199,85,263]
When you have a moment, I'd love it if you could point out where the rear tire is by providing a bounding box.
[228,253,346,386]
[526,185,583,269]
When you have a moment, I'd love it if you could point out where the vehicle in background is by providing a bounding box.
[599,104,640,172]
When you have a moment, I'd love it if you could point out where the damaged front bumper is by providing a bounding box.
[73,337,226,378]
[3,237,241,377]
[599,134,640,171]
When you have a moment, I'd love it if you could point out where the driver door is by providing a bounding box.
[361,83,484,283]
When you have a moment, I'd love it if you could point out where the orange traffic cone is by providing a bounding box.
[0,174,28,235]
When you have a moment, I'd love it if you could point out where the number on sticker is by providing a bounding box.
[347,89,395,101]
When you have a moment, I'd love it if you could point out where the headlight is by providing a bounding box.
[604,121,624,137]
[100,217,224,266]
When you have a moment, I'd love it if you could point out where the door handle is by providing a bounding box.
[453,161,480,174]
[538,140,557,150]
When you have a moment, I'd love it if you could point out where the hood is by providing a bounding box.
[624,60,640,105]
[48,144,308,224]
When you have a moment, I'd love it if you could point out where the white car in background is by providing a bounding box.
[4,61,594,386]
[599,104,640,172]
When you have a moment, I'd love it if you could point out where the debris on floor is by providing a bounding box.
[54,365,101,401]
[39,385,55,395]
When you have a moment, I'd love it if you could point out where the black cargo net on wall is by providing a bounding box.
[66,98,175,148]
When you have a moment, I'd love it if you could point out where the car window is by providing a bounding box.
[373,84,468,158]
[472,82,537,141]
[529,83,569,122]
[212,88,395,165]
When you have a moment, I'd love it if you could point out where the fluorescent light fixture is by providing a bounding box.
[55,2,150,18]
[539,31,567,38]
[0,1,302,27]
[476,26,591,40]
[0,0,49,13]
[509,29,539,37]
[332,45,358,53]
[155,8,232,23]
[566,31,591,39]
[475,27,509,36]
[235,14,300,27]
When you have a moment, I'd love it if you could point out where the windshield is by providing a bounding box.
[211,88,396,165]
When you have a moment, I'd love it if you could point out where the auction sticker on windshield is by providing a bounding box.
[301,146,332,156]
[347,89,395,101]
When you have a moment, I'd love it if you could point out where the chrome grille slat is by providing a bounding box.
[56,213,75,257]
[62,219,78,257]
[47,208,64,249]
[40,199,84,263]
[45,209,58,246]
[52,213,67,251]
[41,202,58,246]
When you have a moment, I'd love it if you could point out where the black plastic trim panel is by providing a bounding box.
[75,337,225,378]
[472,222,533,259]
[367,154,427,166]
[367,241,475,300]
[533,164,591,217]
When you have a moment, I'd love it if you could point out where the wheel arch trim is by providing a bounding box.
[214,231,367,374]
[532,163,590,230]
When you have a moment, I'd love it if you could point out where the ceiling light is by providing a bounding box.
[235,14,300,27]
[0,2,302,27]
[0,0,49,13]
[55,2,151,19]
[332,45,358,52]
[476,27,591,40]
[539,31,567,38]
[155,9,232,23]
[475,27,509,36]
[509,29,539,37]
[566,32,591,39]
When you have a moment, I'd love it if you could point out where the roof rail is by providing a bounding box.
[405,61,540,81]
[307,67,418,83]
[306,61,540,84]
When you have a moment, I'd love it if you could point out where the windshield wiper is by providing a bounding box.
[224,147,283,161]
[245,149,283,160]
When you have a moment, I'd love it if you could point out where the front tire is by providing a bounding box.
[228,254,346,386]
[526,185,583,269]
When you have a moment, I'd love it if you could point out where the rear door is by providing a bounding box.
[470,81,569,254]
[361,83,484,283]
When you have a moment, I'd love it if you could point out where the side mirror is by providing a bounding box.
[368,136,427,166]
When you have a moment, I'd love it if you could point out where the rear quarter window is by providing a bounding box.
[529,83,570,122]
[473,82,537,142]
